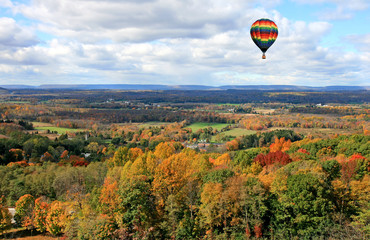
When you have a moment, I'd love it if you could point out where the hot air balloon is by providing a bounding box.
[250,18,278,59]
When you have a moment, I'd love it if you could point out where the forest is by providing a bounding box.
[0,89,369,239]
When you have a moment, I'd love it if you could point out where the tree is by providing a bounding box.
[118,175,157,239]
[46,200,66,236]
[321,160,341,181]
[240,177,268,238]
[14,194,35,229]
[0,196,11,234]
[40,151,54,162]
[60,150,69,160]
[153,142,176,161]
[213,153,231,166]
[200,182,224,233]
[226,139,239,151]
[272,173,334,238]
[110,146,129,167]
[99,177,120,215]
[269,137,291,152]
[33,197,49,232]
[128,147,144,162]
[254,151,292,167]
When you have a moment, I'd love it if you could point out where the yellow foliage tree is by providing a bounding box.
[154,142,176,160]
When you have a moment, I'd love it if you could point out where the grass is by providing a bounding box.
[32,122,86,134]
[35,126,85,134]
[267,127,361,138]
[138,121,171,128]
[211,128,257,142]
[32,122,54,127]
[186,122,230,132]
[221,128,257,137]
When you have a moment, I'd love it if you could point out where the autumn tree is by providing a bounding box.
[46,200,67,236]
[0,196,11,234]
[14,194,35,229]
[99,177,120,215]
[269,137,292,152]
[226,139,239,151]
[254,151,292,167]
[153,142,176,161]
[33,197,49,232]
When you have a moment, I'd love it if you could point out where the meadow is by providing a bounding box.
[32,122,86,134]
[186,122,229,132]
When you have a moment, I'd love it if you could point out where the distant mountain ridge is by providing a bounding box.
[0,84,369,91]
[0,87,10,94]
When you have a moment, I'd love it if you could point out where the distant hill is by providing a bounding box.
[0,84,369,91]
[0,87,10,94]
[0,85,36,90]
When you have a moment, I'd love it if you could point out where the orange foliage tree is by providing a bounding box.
[46,201,67,236]
[33,197,49,232]
[99,177,120,215]
[226,139,239,151]
[14,194,35,229]
[269,137,291,152]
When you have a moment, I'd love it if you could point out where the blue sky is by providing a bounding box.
[0,0,369,86]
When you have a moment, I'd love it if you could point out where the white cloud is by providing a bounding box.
[13,0,256,43]
[0,18,39,47]
[346,34,370,52]
[0,1,368,86]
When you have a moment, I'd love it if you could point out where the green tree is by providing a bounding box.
[272,173,334,239]
[118,175,157,239]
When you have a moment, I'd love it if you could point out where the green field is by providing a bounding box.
[221,128,257,137]
[186,122,229,132]
[35,126,84,134]
[211,128,256,142]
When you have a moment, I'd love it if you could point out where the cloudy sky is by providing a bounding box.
[0,0,369,86]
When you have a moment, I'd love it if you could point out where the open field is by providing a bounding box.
[32,122,87,134]
[254,108,275,114]
[32,122,54,127]
[267,127,363,137]
[137,121,172,128]
[186,122,229,132]
[211,128,257,142]
[221,128,257,137]
[35,126,84,134]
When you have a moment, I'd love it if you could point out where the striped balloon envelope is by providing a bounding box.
[250,19,278,59]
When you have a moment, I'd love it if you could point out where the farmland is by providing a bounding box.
[0,89,369,239]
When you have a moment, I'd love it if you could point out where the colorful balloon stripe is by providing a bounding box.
[250,18,278,58]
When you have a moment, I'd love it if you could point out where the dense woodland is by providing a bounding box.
[4,89,370,104]
[0,89,369,239]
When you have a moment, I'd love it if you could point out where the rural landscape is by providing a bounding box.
[1,0,370,239]
[0,86,368,239]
